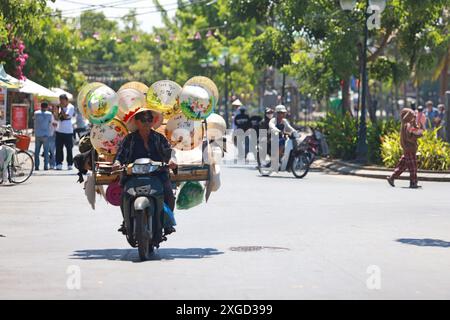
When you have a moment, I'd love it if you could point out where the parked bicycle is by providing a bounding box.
[0,125,34,184]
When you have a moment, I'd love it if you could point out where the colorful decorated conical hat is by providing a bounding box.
[77,82,104,119]
[85,85,119,125]
[147,80,183,119]
[116,88,147,122]
[90,118,129,156]
[118,81,149,95]
[206,113,227,140]
[165,113,204,150]
[179,85,213,120]
[184,76,219,108]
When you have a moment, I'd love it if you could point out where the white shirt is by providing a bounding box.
[269,118,296,135]
[56,103,75,134]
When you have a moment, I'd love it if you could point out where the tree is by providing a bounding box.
[154,0,261,107]
[0,0,51,79]
[23,12,85,91]
[229,0,450,117]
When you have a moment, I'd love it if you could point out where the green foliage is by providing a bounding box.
[381,128,450,171]
[418,128,450,171]
[0,0,49,42]
[367,119,400,164]
[228,0,449,100]
[155,0,260,102]
[316,112,357,160]
[380,131,403,168]
[23,14,85,90]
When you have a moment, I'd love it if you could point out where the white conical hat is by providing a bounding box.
[232,99,243,106]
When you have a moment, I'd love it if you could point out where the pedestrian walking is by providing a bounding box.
[436,104,446,141]
[424,101,439,129]
[231,99,243,130]
[73,107,87,143]
[48,105,58,170]
[416,105,426,129]
[55,94,75,170]
[33,102,52,171]
[387,108,424,189]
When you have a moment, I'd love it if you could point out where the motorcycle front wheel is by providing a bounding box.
[292,154,310,179]
[256,145,272,176]
[135,209,154,261]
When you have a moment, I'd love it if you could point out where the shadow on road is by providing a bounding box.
[71,247,224,262]
[396,238,450,248]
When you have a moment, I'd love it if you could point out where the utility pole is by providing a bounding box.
[356,0,370,163]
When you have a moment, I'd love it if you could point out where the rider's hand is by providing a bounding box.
[168,160,178,170]
[112,161,122,171]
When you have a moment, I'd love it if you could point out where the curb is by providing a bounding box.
[314,159,450,182]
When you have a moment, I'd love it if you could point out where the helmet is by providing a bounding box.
[265,107,274,114]
[275,105,288,113]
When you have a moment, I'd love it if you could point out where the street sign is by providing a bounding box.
[11,103,28,130]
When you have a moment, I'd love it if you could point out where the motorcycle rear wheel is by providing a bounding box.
[292,154,310,179]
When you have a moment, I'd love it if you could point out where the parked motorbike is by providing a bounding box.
[120,158,173,261]
[257,131,310,179]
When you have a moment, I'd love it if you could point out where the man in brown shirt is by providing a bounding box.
[387,108,424,189]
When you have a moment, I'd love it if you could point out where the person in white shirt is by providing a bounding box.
[269,105,296,158]
[55,94,75,170]
[48,105,58,170]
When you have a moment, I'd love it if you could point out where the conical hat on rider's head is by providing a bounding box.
[123,107,164,132]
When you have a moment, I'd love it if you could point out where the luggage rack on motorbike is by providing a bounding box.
[92,154,211,186]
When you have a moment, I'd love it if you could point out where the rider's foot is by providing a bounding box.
[118,223,127,234]
[164,226,176,235]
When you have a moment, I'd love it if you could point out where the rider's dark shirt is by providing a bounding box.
[115,130,173,182]
[276,121,285,133]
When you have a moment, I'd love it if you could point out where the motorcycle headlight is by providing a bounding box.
[132,163,159,175]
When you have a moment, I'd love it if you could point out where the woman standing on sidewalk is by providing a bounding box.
[387,108,424,189]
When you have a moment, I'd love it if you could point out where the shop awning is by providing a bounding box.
[18,78,59,99]
[0,65,21,89]
[51,88,74,101]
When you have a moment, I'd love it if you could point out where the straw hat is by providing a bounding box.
[123,107,164,132]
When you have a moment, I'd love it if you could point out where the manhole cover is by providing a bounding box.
[229,246,289,252]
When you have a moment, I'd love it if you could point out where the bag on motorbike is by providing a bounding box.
[176,181,205,210]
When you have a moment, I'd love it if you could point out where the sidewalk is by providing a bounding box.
[313,159,450,182]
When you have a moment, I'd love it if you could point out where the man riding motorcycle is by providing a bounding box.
[113,109,178,235]
[269,105,296,159]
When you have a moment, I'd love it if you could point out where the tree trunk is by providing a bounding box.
[342,78,352,115]
[440,52,449,104]
[415,81,420,106]
[367,83,377,123]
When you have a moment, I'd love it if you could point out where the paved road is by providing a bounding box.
[1,164,450,299]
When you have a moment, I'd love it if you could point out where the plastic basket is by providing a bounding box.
[15,135,31,151]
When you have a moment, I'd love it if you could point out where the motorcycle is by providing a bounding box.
[120,158,174,261]
[302,127,329,165]
[257,131,310,179]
